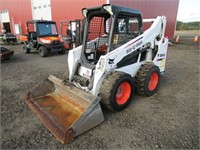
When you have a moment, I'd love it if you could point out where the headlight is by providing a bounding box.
[40,38,51,44]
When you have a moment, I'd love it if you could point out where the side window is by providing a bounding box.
[113,16,140,35]
[88,17,105,41]
[118,19,127,33]
[51,24,57,34]
[111,14,141,51]
[28,23,36,32]
[129,17,140,35]
[113,18,127,34]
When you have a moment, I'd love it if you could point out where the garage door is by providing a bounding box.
[0,10,12,33]
[32,0,52,20]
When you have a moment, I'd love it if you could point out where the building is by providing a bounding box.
[0,0,179,39]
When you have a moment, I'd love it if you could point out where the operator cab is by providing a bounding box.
[81,4,143,65]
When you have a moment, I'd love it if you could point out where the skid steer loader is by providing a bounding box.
[25,4,168,144]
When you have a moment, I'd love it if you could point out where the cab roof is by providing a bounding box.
[26,20,56,24]
[82,4,142,17]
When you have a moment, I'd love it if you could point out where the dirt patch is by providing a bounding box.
[1,43,199,149]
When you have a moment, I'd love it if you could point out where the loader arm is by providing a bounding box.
[103,16,167,70]
[92,16,168,95]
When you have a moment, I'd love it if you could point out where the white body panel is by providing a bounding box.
[153,38,169,72]
[68,45,82,80]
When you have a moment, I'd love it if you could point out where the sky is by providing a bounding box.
[177,0,200,22]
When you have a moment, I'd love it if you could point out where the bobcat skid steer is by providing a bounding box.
[25,4,168,144]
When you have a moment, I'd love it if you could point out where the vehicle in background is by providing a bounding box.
[20,20,65,57]
[0,46,14,60]
[0,33,17,45]
[60,20,84,49]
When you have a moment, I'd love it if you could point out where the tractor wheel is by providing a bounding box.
[38,46,48,57]
[58,48,66,54]
[100,72,134,111]
[134,63,160,96]
[23,44,30,53]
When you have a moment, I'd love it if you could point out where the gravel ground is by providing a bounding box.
[1,42,199,149]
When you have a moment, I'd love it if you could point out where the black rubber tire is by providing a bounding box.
[58,48,66,54]
[134,63,160,96]
[100,72,134,111]
[23,44,30,53]
[38,46,48,57]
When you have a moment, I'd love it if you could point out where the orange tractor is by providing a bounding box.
[20,20,65,57]
[60,20,84,49]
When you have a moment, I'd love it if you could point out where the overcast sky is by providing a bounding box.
[177,0,200,22]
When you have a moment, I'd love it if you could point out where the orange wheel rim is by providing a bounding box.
[116,82,131,105]
[148,72,158,91]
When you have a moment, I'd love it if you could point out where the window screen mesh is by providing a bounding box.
[86,17,109,50]
[111,14,140,50]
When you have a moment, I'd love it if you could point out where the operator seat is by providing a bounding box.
[30,32,37,41]
[29,32,37,48]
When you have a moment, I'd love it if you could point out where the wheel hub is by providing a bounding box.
[116,82,131,105]
[148,72,158,91]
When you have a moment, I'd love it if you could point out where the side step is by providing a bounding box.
[25,75,104,144]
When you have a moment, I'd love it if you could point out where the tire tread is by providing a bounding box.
[100,72,128,111]
[134,62,159,96]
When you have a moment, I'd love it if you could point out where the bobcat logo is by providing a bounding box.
[108,58,115,64]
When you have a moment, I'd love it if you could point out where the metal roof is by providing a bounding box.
[83,4,142,17]
[26,20,56,24]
